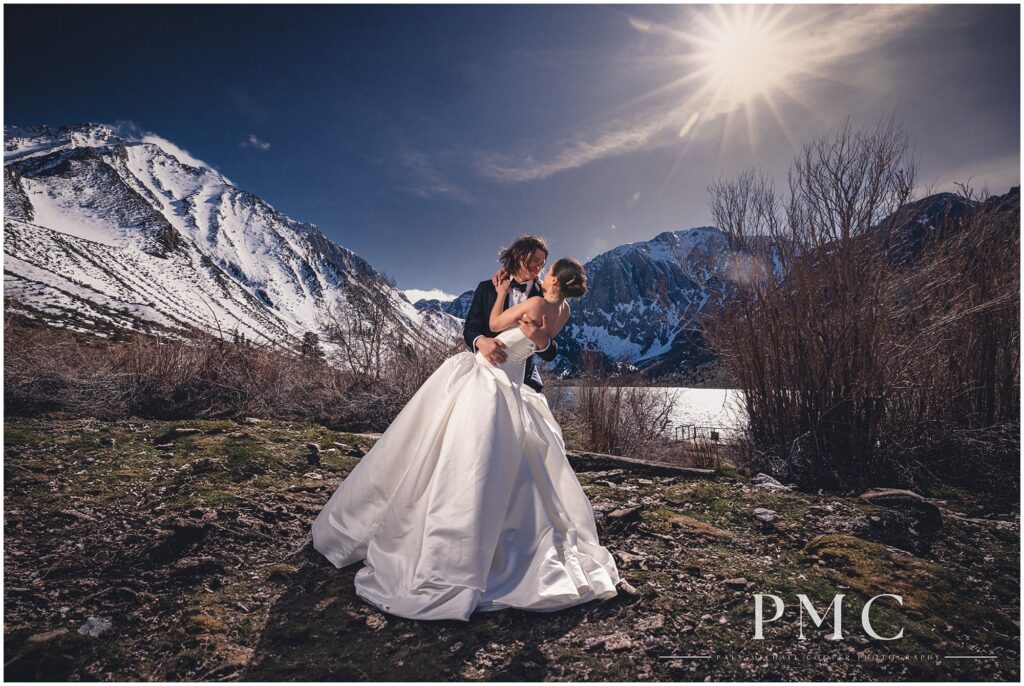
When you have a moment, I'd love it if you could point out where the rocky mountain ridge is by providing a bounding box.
[3,122,455,349]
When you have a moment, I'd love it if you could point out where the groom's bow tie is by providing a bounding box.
[509,279,530,293]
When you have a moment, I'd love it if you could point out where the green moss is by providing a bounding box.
[267,563,298,582]
[168,489,240,511]
[320,454,362,474]
[187,611,227,633]
[666,480,732,509]
[149,420,236,444]
[148,421,186,441]
[643,504,679,522]
[191,420,237,434]
[219,435,272,481]
[4,426,41,447]
[296,426,353,446]
[65,433,104,452]
[805,534,955,615]
[715,461,739,479]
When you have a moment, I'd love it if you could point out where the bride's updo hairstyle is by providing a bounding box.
[551,258,587,299]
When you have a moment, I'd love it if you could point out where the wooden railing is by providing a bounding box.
[672,424,730,443]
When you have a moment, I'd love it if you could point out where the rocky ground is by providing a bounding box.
[4,417,1020,681]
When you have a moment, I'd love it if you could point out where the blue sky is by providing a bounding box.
[5,4,1019,297]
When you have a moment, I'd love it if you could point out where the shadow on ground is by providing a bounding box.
[244,544,633,681]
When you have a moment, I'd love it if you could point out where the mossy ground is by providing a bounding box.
[4,418,1019,681]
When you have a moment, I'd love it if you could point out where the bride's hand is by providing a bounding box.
[495,277,511,298]
[518,314,549,349]
[491,267,509,289]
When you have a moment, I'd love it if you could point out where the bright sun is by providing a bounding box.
[623,4,812,157]
[704,7,790,105]
[690,5,798,109]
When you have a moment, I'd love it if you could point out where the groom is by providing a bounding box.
[463,235,558,392]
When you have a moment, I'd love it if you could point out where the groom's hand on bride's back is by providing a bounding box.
[476,336,507,365]
[519,315,550,350]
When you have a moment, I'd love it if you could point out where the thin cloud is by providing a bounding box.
[239,133,271,151]
[476,114,675,183]
[398,148,477,203]
[112,120,234,183]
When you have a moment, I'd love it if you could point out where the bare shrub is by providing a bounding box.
[549,354,677,458]
[4,307,344,421]
[4,294,462,432]
[701,118,1019,491]
[323,283,398,383]
[320,283,464,431]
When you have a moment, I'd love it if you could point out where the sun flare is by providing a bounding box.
[625,4,814,161]
[696,6,796,107]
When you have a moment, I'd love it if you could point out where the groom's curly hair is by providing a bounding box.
[498,235,549,276]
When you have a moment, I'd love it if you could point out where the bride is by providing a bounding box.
[311,257,620,621]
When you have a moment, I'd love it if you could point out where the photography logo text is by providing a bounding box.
[754,593,904,641]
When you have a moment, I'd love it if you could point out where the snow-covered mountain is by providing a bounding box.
[552,227,733,376]
[405,228,740,377]
[8,122,1002,380]
[548,189,1004,378]
[3,123,457,348]
[413,289,474,319]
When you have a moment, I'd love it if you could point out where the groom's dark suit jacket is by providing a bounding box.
[463,279,558,393]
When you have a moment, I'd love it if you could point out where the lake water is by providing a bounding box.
[552,387,748,441]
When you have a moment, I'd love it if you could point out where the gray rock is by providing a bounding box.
[753,508,779,523]
[60,508,97,522]
[860,488,942,527]
[723,577,748,590]
[756,481,793,493]
[28,628,69,643]
[613,551,647,569]
[751,473,781,486]
[594,469,627,483]
[78,616,113,637]
[635,614,665,631]
[185,457,218,475]
[365,614,387,631]
[586,632,633,652]
[616,579,639,597]
[607,505,644,521]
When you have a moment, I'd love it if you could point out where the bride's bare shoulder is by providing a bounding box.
[526,295,547,310]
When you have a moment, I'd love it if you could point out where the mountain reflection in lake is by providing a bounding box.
[550,387,748,441]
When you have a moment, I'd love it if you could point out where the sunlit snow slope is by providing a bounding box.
[4,123,457,344]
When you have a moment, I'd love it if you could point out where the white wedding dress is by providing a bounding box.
[311,327,620,621]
